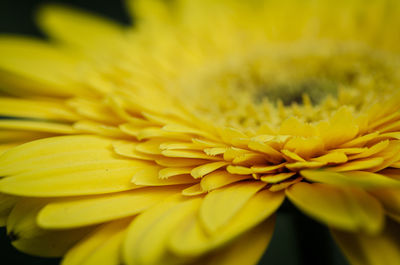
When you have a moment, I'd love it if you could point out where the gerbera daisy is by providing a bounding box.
[1,0,400,265]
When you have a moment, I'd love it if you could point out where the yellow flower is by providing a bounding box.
[1,0,400,264]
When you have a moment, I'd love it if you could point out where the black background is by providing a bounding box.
[0,1,349,264]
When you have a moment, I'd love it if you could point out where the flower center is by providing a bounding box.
[255,77,338,106]
[175,43,400,130]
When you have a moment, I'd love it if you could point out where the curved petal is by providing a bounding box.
[331,219,400,265]
[7,198,92,257]
[199,181,266,234]
[300,169,400,188]
[0,193,18,226]
[37,187,181,229]
[122,196,202,265]
[369,188,400,221]
[62,219,130,265]
[0,37,84,97]
[286,182,384,234]
[169,189,284,257]
[37,5,125,49]
[194,217,275,265]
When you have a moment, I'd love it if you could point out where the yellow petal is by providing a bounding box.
[339,132,380,148]
[0,97,79,121]
[226,165,253,175]
[162,149,220,160]
[348,140,389,160]
[0,135,112,173]
[268,177,303,192]
[218,127,248,146]
[284,136,325,159]
[73,224,126,265]
[67,97,122,124]
[169,190,284,256]
[38,187,180,229]
[73,120,127,138]
[0,142,25,156]
[260,172,296,183]
[200,170,251,192]
[204,147,228,156]
[0,130,53,142]
[123,196,201,265]
[200,181,266,234]
[370,140,400,172]
[7,198,91,257]
[335,147,367,155]
[138,127,192,141]
[0,119,77,134]
[136,139,164,155]
[247,140,282,163]
[160,141,203,151]
[0,194,18,226]
[279,117,316,137]
[37,5,124,49]
[0,150,122,177]
[182,184,206,196]
[131,166,197,186]
[163,124,218,141]
[317,107,359,149]
[191,161,229,179]
[155,157,206,167]
[62,219,130,265]
[126,0,171,26]
[0,165,141,197]
[223,147,250,161]
[331,219,400,265]
[113,140,160,161]
[282,149,305,162]
[158,167,192,179]
[301,169,400,188]
[329,157,384,172]
[286,160,326,171]
[312,151,348,164]
[369,188,400,219]
[197,218,275,265]
[286,182,384,234]
[0,37,84,97]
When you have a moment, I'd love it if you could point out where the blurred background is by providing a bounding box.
[0,1,349,264]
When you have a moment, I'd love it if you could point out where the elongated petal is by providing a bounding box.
[301,170,400,188]
[196,217,275,265]
[0,97,79,121]
[200,170,251,192]
[191,161,229,179]
[0,37,84,97]
[369,188,400,220]
[126,0,172,26]
[132,166,197,186]
[38,187,181,229]
[286,182,384,234]
[62,219,130,265]
[200,181,266,234]
[331,219,400,265]
[0,135,112,174]
[0,120,77,134]
[0,165,141,197]
[0,194,18,226]
[37,5,125,49]
[7,199,92,257]
[169,189,284,257]
[301,169,400,188]
[123,196,201,265]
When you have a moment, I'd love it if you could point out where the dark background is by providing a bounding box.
[0,1,349,264]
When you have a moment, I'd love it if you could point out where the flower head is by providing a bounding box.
[0,0,400,265]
